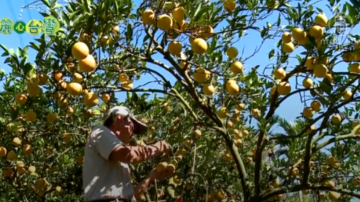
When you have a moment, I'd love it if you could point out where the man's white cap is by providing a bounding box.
[103,106,147,134]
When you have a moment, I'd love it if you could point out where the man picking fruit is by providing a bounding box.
[83,106,172,202]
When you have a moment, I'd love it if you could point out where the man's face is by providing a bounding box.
[115,115,134,143]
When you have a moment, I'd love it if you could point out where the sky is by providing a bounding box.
[1,0,360,201]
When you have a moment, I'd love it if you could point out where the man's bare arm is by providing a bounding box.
[109,144,159,163]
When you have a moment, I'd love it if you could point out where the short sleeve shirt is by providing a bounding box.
[83,126,134,201]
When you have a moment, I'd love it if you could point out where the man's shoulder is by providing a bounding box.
[90,125,111,137]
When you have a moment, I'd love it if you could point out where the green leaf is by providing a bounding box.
[268,49,275,60]
[0,44,9,56]
[41,0,51,7]
[126,24,133,43]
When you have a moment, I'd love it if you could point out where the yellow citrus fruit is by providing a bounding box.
[303,107,314,118]
[282,42,295,53]
[203,84,215,95]
[282,32,292,43]
[226,79,240,95]
[37,73,48,85]
[46,113,57,123]
[223,0,236,12]
[274,68,286,80]
[27,83,41,97]
[252,108,261,117]
[309,25,324,39]
[342,52,355,62]
[230,61,243,74]
[79,55,97,72]
[191,38,208,54]
[118,73,128,82]
[83,91,99,107]
[218,107,229,118]
[276,81,291,95]
[157,14,173,31]
[7,151,16,161]
[349,63,360,73]
[155,162,168,173]
[193,67,210,83]
[23,144,32,155]
[313,64,328,78]
[15,93,27,105]
[226,47,238,59]
[73,72,84,83]
[198,26,214,39]
[311,100,321,112]
[25,110,37,122]
[172,6,185,22]
[331,114,342,124]
[71,42,89,60]
[343,89,352,101]
[292,28,307,42]
[102,93,111,102]
[66,82,83,96]
[168,41,182,55]
[0,147,7,157]
[315,13,328,27]
[142,9,155,25]
[122,81,133,90]
[305,57,315,69]
[302,78,313,88]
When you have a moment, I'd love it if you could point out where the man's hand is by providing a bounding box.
[152,141,171,156]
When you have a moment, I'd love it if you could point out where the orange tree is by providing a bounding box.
[1,0,360,201]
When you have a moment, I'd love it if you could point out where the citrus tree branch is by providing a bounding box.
[315,124,360,151]
[254,64,306,197]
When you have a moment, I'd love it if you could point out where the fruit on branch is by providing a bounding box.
[198,25,214,39]
[202,84,215,95]
[218,107,229,118]
[142,9,155,25]
[27,83,41,97]
[122,81,133,90]
[53,71,63,81]
[193,67,210,83]
[79,55,97,73]
[292,28,307,43]
[111,25,119,35]
[0,147,7,157]
[7,151,16,161]
[274,68,286,80]
[12,137,21,147]
[349,63,360,73]
[67,82,83,96]
[15,93,27,105]
[313,64,328,78]
[46,112,58,123]
[277,81,291,95]
[118,73,129,82]
[83,91,99,107]
[25,110,37,122]
[309,25,324,39]
[331,114,342,124]
[71,42,90,60]
[172,6,185,22]
[226,79,240,95]
[168,41,182,55]
[329,191,341,201]
[302,78,313,88]
[342,89,352,101]
[66,106,74,115]
[102,93,111,102]
[157,14,173,31]
[252,108,261,117]
[310,100,321,112]
[223,0,236,12]
[191,38,208,54]
[303,107,314,118]
[230,61,243,74]
[282,42,295,53]
[305,57,315,69]
[226,47,238,59]
[38,73,48,85]
[315,13,328,27]
[281,32,292,43]
[73,72,84,83]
